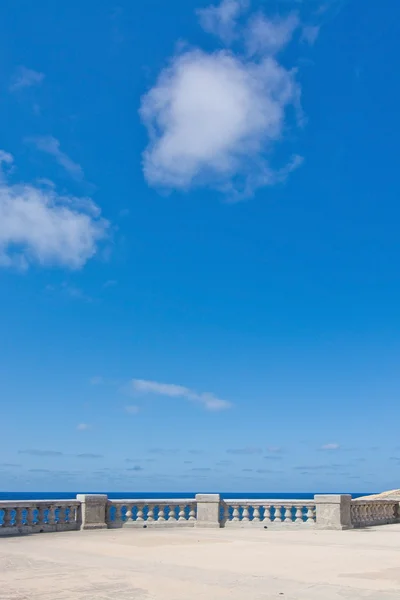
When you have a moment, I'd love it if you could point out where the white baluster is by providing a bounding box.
[158,506,166,522]
[295,506,303,523]
[125,505,133,523]
[306,506,315,524]
[274,506,282,523]
[3,508,13,528]
[26,507,35,526]
[178,505,186,521]
[137,505,144,522]
[263,506,271,523]
[68,505,75,523]
[147,505,154,522]
[15,507,24,527]
[242,505,250,522]
[37,505,45,527]
[189,504,196,521]
[253,506,260,522]
[232,505,239,522]
[168,505,177,522]
[284,506,292,523]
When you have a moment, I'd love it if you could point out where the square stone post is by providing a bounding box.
[195,494,221,528]
[76,494,108,530]
[314,494,353,530]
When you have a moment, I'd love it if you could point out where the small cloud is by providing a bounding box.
[197,0,248,44]
[245,12,299,56]
[266,446,283,454]
[0,151,108,270]
[227,447,262,455]
[0,463,21,467]
[148,448,179,455]
[76,453,103,459]
[9,66,44,91]
[27,136,84,181]
[18,449,63,456]
[188,449,204,455]
[184,460,193,464]
[293,464,345,471]
[131,378,231,411]
[242,468,253,472]
[264,455,282,461]
[216,460,233,466]
[90,376,104,385]
[77,423,90,431]
[320,443,340,451]
[126,466,143,471]
[103,279,117,288]
[28,468,51,473]
[125,405,140,414]
[191,467,212,472]
[301,25,320,45]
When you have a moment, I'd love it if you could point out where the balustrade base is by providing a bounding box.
[122,520,196,528]
[0,523,80,537]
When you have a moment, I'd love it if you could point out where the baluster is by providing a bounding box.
[232,505,239,522]
[15,507,24,527]
[178,505,186,521]
[263,505,271,523]
[284,505,292,523]
[306,506,315,523]
[189,504,196,521]
[360,504,367,526]
[295,506,303,523]
[136,504,144,522]
[113,504,122,525]
[59,506,67,524]
[147,505,155,522]
[253,506,260,522]
[242,505,250,522]
[125,505,134,523]
[158,506,165,522]
[37,505,45,527]
[274,506,282,523]
[68,505,76,523]
[2,507,13,528]
[168,505,177,522]
[26,506,35,527]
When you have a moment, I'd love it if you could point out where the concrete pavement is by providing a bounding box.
[1,525,400,599]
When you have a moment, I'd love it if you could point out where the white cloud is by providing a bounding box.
[321,443,340,451]
[131,378,231,411]
[140,1,303,198]
[197,0,248,43]
[125,405,140,414]
[77,423,90,431]
[9,66,44,91]
[245,12,299,56]
[301,25,320,45]
[28,136,84,180]
[0,151,108,270]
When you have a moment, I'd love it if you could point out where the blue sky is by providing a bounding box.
[1,0,400,493]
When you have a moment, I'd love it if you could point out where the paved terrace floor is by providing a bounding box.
[1,525,400,600]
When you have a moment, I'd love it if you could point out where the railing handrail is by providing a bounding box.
[107,498,195,505]
[222,499,316,505]
[0,500,81,508]
[351,499,398,504]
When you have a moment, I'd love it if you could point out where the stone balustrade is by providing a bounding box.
[107,499,197,528]
[1,494,399,536]
[221,500,316,526]
[0,500,81,536]
[350,500,398,528]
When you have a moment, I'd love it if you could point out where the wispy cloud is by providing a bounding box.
[140,0,303,198]
[28,136,84,180]
[76,453,103,459]
[227,447,262,455]
[301,24,320,45]
[0,151,108,270]
[126,465,144,472]
[320,443,340,451]
[197,0,248,44]
[9,67,44,91]
[125,405,140,414]
[77,423,90,431]
[18,449,63,456]
[131,378,231,411]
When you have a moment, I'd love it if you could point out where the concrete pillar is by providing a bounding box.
[195,494,221,528]
[314,494,353,530]
[76,494,108,530]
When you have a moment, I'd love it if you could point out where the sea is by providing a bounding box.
[0,492,369,501]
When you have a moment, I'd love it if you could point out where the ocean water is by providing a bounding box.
[0,491,369,501]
